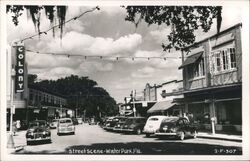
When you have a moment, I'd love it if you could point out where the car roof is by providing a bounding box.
[148,115,169,119]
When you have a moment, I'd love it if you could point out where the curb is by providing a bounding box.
[197,135,242,142]
[7,146,24,154]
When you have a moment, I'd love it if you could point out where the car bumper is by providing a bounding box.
[26,136,51,141]
[155,132,177,136]
[121,128,134,132]
[143,129,156,134]
[58,128,75,133]
[113,128,122,131]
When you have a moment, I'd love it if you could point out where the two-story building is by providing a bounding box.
[27,85,71,122]
[179,23,242,133]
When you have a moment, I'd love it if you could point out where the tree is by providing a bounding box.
[124,6,222,51]
[28,75,118,117]
[7,5,67,39]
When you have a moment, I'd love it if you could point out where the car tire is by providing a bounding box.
[72,132,75,135]
[57,133,61,136]
[146,133,150,137]
[26,141,30,145]
[179,131,185,140]
[136,128,142,135]
[192,130,197,139]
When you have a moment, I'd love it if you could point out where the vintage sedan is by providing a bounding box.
[49,119,59,129]
[143,115,169,137]
[77,118,83,124]
[155,117,197,140]
[26,120,51,145]
[113,117,128,132]
[103,116,125,131]
[57,118,75,135]
[121,117,147,135]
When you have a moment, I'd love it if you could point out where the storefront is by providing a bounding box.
[183,83,242,133]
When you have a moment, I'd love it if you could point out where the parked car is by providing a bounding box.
[77,118,83,124]
[103,116,125,131]
[71,117,79,125]
[57,118,75,135]
[89,117,97,125]
[25,120,51,145]
[121,117,147,135]
[113,117,128,132]
[49,119,59,129]
[143,115,169,137]
[102,117,114,129]
[155,117,198,140]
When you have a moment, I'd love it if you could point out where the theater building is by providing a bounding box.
[179,23,242,133]
[6,44,72,130]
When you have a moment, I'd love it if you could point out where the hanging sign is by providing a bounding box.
[15,46,25,93]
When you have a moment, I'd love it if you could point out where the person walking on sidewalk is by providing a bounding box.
[12,121,17,136]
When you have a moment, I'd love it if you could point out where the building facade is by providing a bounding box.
[6,44,72,130]
[147,80,184,116]
[179,23,242,133]
[27,86,70,122]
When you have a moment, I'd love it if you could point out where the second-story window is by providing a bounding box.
[211,47,237,73]
[188,57,205,79]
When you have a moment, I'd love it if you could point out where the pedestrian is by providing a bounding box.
[12,121,17,136]
[16,120,21,130]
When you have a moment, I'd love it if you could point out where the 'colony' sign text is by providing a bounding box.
[15,46,25,93]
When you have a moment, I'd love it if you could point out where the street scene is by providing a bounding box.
[2,2,248,159]
[13,123,242,155]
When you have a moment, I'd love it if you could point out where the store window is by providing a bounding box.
[216,100,242,125]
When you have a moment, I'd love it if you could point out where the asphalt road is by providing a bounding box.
[14,123,242,155]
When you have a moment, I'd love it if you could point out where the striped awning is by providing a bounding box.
[147,100,175,113]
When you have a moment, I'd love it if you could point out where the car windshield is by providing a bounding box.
[29,121,46,127]
[163,117,179,123]
[59,119,72,123]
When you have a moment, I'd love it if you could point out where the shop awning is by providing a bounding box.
[178,52,203,69]
[147,100,175,113]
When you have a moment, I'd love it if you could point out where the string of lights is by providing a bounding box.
[25,48,185,60]
[13,6,100,44]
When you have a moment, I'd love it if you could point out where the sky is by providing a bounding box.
[6,3,243,103]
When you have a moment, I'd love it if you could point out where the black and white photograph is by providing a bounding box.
[0,0,249,161]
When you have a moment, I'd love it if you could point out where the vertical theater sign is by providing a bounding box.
[15,46,25,93]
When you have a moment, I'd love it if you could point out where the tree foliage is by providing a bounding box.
[125,6,222,51]
[7,5,67,39]
[28,74,118,117]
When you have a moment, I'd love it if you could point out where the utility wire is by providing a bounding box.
[13,6,100,44]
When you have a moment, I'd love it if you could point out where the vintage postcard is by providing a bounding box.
[0,0,249,160]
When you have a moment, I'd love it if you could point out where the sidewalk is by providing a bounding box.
[197,132,242,142]
[6,131,26,154]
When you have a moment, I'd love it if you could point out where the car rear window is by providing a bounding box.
[59,119,72,123]
[149,118,159,121]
